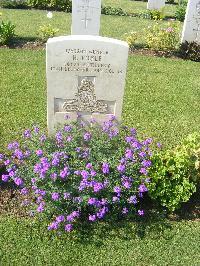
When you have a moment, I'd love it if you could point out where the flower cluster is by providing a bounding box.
[1,116,153,233]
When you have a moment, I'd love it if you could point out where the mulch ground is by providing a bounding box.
[0,40,184,60]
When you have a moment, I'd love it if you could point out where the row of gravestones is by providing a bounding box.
[47,0,200,134]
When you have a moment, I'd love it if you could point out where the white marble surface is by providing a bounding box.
[46,35,129,133]
[147,0,165,10]
[72,0,101,35]
[181,0,200,43]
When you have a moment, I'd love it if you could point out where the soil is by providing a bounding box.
[0,40,184,60]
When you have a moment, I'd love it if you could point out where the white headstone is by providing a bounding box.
[46,36,129,133]
[181,0,200,44]
[147,0,165,10]
[72,0,101,35]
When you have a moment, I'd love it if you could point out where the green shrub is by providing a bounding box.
[139,9,164,20]
[38,24,59,42]
[166,0,175,4]
[148,134,200,212]
[0,21,15,45]
[125,31,138,49]
[0,0,28,8]
[180,41,200,62]
[27,0,72,12]
[145,22,180,51]
[101,6,128,16]
[175,4,187,22]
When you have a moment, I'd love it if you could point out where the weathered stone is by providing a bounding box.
[182,0,200,44]
[46,35,129,133]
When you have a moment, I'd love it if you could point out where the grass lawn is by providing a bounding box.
[1,8,181,42]
[1,48,200,151]
[0,6,200,266]
[103,0,179,17]
[0,215,200,265]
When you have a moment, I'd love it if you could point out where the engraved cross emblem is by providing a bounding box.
[78,0,98,29]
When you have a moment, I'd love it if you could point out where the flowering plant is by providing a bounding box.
[1,116,154,233]
[145,22,180,51]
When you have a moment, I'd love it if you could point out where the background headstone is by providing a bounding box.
[181,0,200,44]
[72,0,101,35]
[147,0,165,10]
[46,36,129,133]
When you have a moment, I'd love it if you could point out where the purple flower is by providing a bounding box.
[9,171,15,177]
[73,197,82,203]
[143,138,153,145]
[51,192,60,201]
[138,151,146,158]
[138,184,148,193]
[157,142,162,149]
[52,157,59,166]
[31,178,36,184]
[64,114,70,120]
[66,136,73,142]
[138,210,144,216]
[33,126,40,134]
[40,134,46,143]
[36,150,43,157]
[60,167,70,179]
[86,163,93,169]
[114,186,121,194]
[56,215,65,223]
[23,129,31,139]
[20,188,28,195]
[102,162,110,174]
[14,177,23,186]
[109,114,116,121]
[122,207,128,215]
[128,195,137,205]
[141,160,152,168]
[109,129,119,139]
[63,192,71,199]
[112,196,120,202]
[90,170,97,177]
[0,153,4,160]
[64,125,72,132]
[130,128,137,136]
[81,170,89,179]
[65,224,73,232]
[117,164,126,173]
[37,202,45,213]
[2,174,9,182]
[90,118,96,124]
[48,221,58,231]
[56,131,63,143]
[88,198,97,205]
[132,141,142,150]
[84,132,92,141]
[89,215,96,222]
[7,141,19,150]
[93,182,104,193]
[14,149,24,160]
[125,149,133,160]
[4,159,10,166]
[50,173,57,181]
[139,168,148,176]
[71,211,80,218]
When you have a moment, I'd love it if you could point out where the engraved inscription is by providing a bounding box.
[62,78,108,113]
[50,48,124,75]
